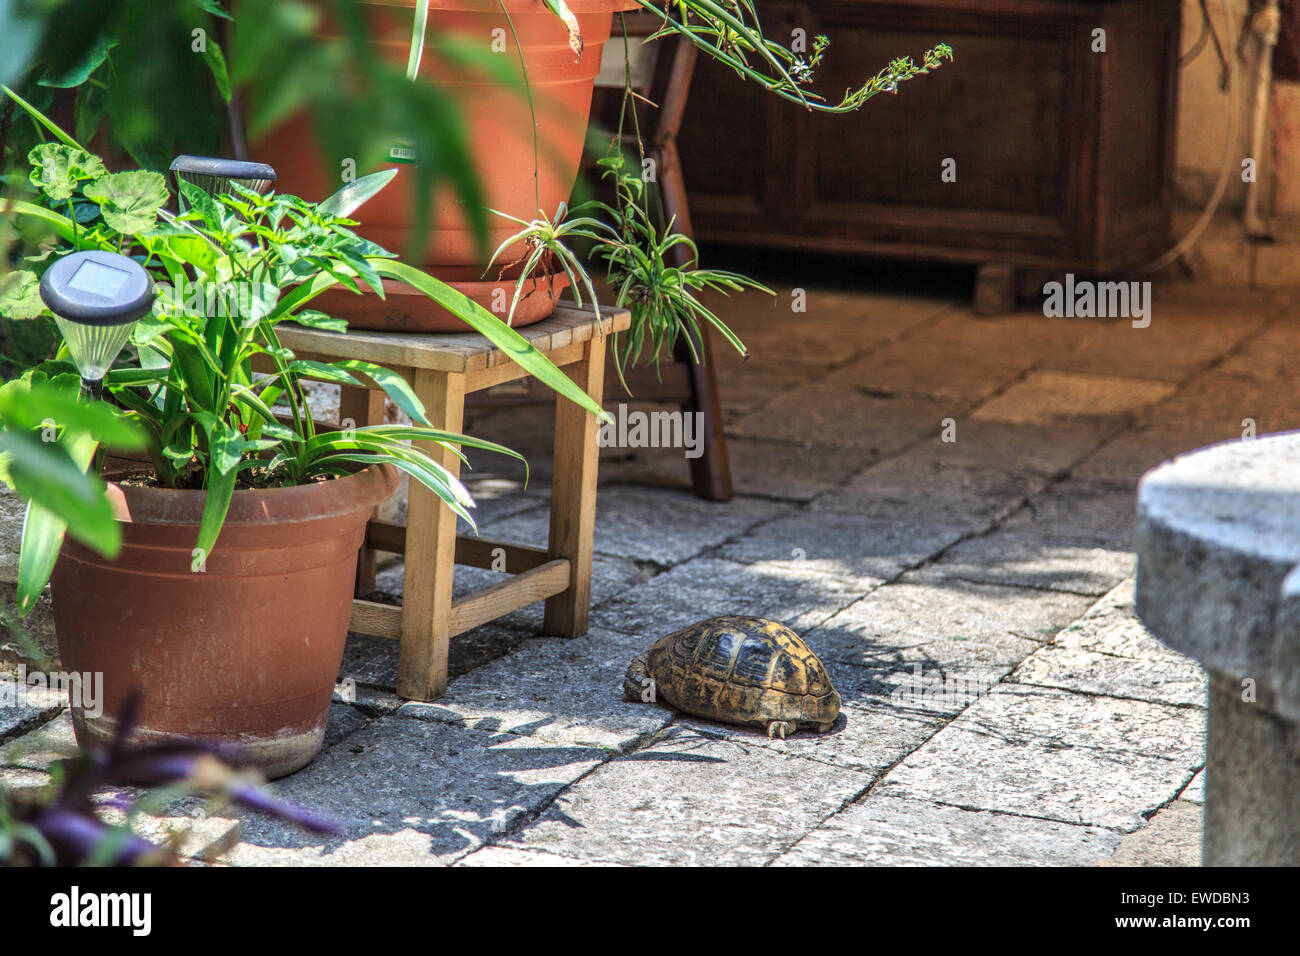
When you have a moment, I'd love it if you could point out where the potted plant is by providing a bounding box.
[0,110,608,778]
[246,0,953,331]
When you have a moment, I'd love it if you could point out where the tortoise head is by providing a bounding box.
[623,653,654,703]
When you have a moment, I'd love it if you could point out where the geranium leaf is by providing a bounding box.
[84,170,169,235]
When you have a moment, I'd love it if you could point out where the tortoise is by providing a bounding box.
[623,615,841,738]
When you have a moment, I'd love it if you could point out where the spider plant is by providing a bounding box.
[485,201,609,326]
[582,151,768,386]
[399,0,953,117]
[0,106,609,615]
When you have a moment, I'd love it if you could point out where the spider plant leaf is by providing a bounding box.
[541,0,584,60]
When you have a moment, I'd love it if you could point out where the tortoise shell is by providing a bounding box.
[624,616,841,737]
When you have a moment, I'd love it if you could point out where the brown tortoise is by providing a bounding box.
[623,615,841,738]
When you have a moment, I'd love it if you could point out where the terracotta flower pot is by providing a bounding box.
[50,465,398,779]
[252,0,636,332]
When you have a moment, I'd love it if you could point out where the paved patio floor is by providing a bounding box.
[5,269,1297,865]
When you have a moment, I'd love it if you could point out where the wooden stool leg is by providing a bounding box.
[544,338,605,637]
[396,368,465,702]
[339,386,387,596]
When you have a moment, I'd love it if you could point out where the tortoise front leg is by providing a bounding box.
[766,720,797,739]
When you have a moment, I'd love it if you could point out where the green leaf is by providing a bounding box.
[0,270,45,320]
[27,143,107,202]
[84,170,169,235]
[176,178,224,227]
[194,0,235,21]
[201,36,232,103]
[317,169,398,219]
[38,33,118,88]
[284,309,347,333]
[368,258,611,423]
[194,462,236,563]
[3,430,116,554]
[13,429,103,614]
[0,383,146,451]
[286,359,361,387]
[332,359,429,425]
[239,281,280,328]
[1,85,85,149]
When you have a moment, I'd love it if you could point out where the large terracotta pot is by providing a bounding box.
[50,465,398,779]
[253,0,637,331]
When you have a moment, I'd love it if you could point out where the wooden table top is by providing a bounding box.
[276,302,631,374]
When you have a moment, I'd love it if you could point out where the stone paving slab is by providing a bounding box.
[675,699,944,776]
[903,419,1121,478]
[0,677,64,741]
[478,484,791,567]
[772,793,1124,866]
[600,436,870,503]
[1050,302,1272,384]
[1073,425,1243,484]
[925,528,1134,596]
[812,455,1044,529]
[395,627,672,753]
[874,683,1204,832]
[712,365,812,419]
[971,370,1178,425]
[1181,769,1205,804]
[1138,368,1300,434]
[590,556,874,638]
[717,510,972,582]
[456,845,621,866]
[731,387,944,456]
[497,726,868,866]
[709,291,954,369]
[1008,581,1208,709]
[338,622,534,692]
[227,718,606,865]
[1096,801,1201,867]
[823,342,1031,404]
[805,579,1091,719]
[1010,645,1207,710]
[1002,479,1138,548]
[0,710,77,791]
[813,575,1095,664]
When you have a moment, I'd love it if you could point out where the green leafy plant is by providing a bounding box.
[584,150,765,383]
[481,10,951,388]
[0,111,610,615]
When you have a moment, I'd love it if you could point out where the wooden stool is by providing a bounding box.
[276,303,630,701]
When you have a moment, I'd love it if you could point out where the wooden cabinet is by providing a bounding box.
[677,0,1181,275]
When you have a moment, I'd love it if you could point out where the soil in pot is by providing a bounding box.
[252,0,637,331]
[50,464,398,780]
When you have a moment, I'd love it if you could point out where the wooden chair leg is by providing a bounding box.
[544,339,606,637]
[339,386,387,596]
[396,368,465,702]
[676,326,733,502]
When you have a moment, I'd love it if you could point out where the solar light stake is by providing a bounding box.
[38,250,154,399]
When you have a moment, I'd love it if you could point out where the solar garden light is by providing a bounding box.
[38,250,154,400]
[169,155,277,205]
